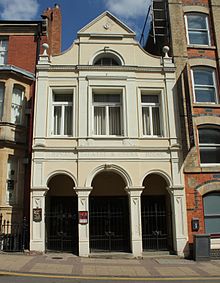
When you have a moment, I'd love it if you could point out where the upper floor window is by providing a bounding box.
[141,94,161,136]
[198,127,220,164]
[93,93,122,136]
[6,156,18,205]
[191,67,218,103]
[93,52,122,66]
[185,13,210,46]
[0,38,8,65]
[203,192,220,234]
[11,85,24,124]
[0,83,5,120]
[52,93,73,136]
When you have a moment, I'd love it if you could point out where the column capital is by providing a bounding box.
[126,186,144,197]
[75,187,93,196]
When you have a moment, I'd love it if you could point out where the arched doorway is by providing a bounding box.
[89,171,131,253]
[141,173,173,252]
[45,174,78,253]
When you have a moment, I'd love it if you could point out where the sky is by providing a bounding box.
[0,0,152,51]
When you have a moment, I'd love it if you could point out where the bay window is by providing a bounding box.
[198,127,220,164]
[0,83,4,120]
[52,93,73,136]
[11,85,23,124]
[0,38,8,65]
[185,13,210,45]
[142,94,161,136]
[192,67,217,103]
[93,93,122,136]
[6,156,18,205]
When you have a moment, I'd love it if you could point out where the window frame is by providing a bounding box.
[92,91,123,137]
[191,67,218,104]
[185,13,211,46]
[0,37,8,65]
[203,192,220,235]
[11,84,24,125]
[0,82,5,120]
[51,90,74,137]
[198,127,220,166]
[141,93,162,137]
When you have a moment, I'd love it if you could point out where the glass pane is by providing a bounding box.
[12,87,23,105]
[54,94,72,102]
[189,32,209,45]
[194,69,213,86]
[200,147,220,163]
[94,107,106,135]
[94,94,120,103]
[195,88,216,103]
[142,107,150,135]
[109,107,121,135]
[152,107,161,135]
[205,217,220,234]
[199,128,220,144]
[0,51,7,64]
[53,106,61,135]
[141,95,159,103]
[204,193,220,214]
[188,14,207,29]
[0,84,4,119]
[11,105,22,124]
[64,106,72,135]
[0,39,8,50]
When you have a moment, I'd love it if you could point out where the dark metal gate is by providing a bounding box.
[45,197,78,253]
[89,197,130,252]
[141,196,169,251]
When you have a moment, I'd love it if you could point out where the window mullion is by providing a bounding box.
[106,105,109,135]
[149,106,153,136]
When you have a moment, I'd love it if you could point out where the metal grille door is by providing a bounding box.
[45,197,78,253]
[89,197,130,252]
[141,196,168,250]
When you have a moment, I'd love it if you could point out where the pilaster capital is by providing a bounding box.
[31,187,49,197]
[126,186,144,197]
[169,185,185,196]
[75,187,93,197]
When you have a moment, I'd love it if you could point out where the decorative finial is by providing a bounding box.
[42,43,49,56]
[163,46,170,58]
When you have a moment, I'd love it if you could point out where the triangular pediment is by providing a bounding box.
[78,11,136,38]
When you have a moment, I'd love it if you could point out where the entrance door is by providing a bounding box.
[45,196,78,253]
[141,196,168,251]
[89,197,130,252]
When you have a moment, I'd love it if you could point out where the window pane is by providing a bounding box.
[94,107,106,135]
[109,107,121,135]
[64,106,72,135]
[199,128,220,144]
[200,147,220,163]
[94,94,120,103]
[0,84,4,119]
[0,39,8,65]
[194,70,213,86]
[195,88,216,103]
[53,106,62,135]
[142,107,150,135]
[189,32,209,45]
[204,193,220,215]
[152,107,161,135]
[141,95,159,103]
[54,94,72,102]
[11,87,23,124]
[205,217,220,234]
[188,14,207,29]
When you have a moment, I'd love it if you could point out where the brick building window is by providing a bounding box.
[11,85,24,124]
[0,38,8,65]
[52,93,73,136]
[198,127,220,164]
[203,192,220,234]
[185,13,210,45]
[0,82,4,120]
[141,94,161,136]
[191,67,218,103]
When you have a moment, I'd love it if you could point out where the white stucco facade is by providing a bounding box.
[30,11,188,257]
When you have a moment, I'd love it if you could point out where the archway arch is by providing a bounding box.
[45,173,78,254]
[89,169,131,253]
[141,172,173,252]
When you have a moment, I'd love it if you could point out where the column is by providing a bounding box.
[30,187,48,252]
[75,187,92,257]
[126,186,144,257]
[170,186,188,256]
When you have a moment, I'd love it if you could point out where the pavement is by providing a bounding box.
[0,252,220,279]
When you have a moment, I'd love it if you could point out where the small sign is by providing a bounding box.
[79,211,88,224]
[33,208,42,222]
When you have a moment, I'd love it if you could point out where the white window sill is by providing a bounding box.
[187,44,216,50]
[193,103,219,107]
[200,163,220,167]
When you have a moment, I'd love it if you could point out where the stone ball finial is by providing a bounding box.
[163,46,170,58]
[42,43,49,55]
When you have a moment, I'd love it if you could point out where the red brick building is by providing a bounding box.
[0,4,61,248]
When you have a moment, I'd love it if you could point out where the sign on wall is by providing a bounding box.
[33,208,42,222]
[79,211,88,224]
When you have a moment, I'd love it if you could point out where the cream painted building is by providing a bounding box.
[30,11,188,257]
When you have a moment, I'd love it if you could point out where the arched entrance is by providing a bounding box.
[141,173,173,252]
[89,171,131,253]
[45,174,78,253]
